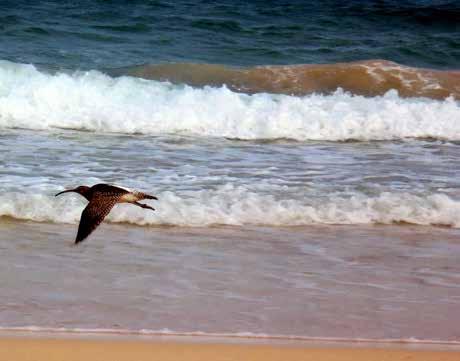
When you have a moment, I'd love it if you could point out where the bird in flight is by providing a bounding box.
[55,183,158,244]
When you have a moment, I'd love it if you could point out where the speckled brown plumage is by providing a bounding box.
[55,184,158,244]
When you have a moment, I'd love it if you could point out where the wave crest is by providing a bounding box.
[0,61,459,141]
[119,60,460,100]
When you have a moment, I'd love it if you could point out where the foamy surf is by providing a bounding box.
[1,187,460,228]
[0,60,459,141]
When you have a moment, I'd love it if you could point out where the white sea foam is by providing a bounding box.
[1,326,459,345]
[1,186,460,227]
[0,60,459,141]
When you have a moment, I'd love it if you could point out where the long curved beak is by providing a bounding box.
[55,189,75,197]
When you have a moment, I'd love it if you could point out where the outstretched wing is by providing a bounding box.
[75,196,118,244]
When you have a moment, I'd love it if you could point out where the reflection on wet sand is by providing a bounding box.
[1,219,460,341]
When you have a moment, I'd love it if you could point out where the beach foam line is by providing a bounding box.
[1,326,459,345]
[1,187,460,228]
[0,60,459,141]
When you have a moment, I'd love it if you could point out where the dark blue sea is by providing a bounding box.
[1,0,459,70]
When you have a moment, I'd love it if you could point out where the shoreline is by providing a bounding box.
[1,327,460,347]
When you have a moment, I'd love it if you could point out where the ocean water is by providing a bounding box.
[1,0,460,343]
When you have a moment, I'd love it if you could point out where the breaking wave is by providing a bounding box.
[1,186,460,228]
[119,59,460,100]
[0,60,459,141]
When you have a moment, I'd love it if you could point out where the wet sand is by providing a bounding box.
[1,218,460,341]
[1,333,459,361]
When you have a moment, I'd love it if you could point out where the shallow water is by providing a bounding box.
[1,220,460,341]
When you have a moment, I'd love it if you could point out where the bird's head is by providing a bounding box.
[55,185,91,199]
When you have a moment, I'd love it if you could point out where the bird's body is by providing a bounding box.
[55,183,157,244]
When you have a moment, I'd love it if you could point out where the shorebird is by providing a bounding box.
[55,183,157,244]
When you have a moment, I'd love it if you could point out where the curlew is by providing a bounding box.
[55,183,158,244]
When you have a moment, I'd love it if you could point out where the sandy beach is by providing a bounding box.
[1,333,459,361]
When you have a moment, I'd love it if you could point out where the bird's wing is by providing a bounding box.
[75,195,118,244]
[92,183,130,196]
